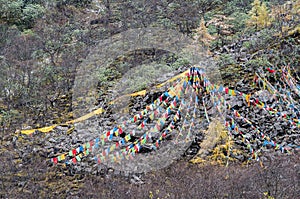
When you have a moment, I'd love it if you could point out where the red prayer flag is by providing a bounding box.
[52,157,58,164]
[225,87,229,94]
[267,68,275,73]
[119,128,123,134]
[134,145,138,152]
[72,149,77,156]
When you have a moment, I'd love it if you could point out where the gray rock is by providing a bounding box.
[48,138,57,143]
[274,123,282,131]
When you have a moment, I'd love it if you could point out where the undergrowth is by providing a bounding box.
[191,119,242,166]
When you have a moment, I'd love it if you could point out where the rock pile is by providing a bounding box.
[13,65,300,176]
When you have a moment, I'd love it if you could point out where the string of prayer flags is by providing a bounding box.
[87,80,188,165]
[65,83,190,163]
[50,65,299,166]
[267,67,276,73]
[230,108,291,155]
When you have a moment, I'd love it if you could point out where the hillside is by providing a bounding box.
[0,0,299,198]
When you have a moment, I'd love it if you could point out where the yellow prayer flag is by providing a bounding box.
[245,94,251,106]
[20,129,36,135]
[231,90,235,96]
[130,90,147,97]
[60,154,66,160]
[20,125,57,135]
[38,125,57,133]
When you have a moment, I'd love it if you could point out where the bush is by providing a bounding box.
[0,1,45,29]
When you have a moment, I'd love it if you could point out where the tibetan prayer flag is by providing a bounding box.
[166,112,170,118]
[105,148,110,155]
[52,157,58,164]
[110,145,115,152]
[119,127,123,134]
[149,112,155,120]
[109,133,113,140]
[134,115,137,122]
[167,107,171,115]
[60,154,66,161]
[231,89,235,96]
[76,155,81,162]
[150,103,154,110]
[72,149,77,156]
[134,145,139,152]
[72,157,76,164]
[125,134,131,142]
[245,94,251,106]
[218,85,224,92]
[159,95,163,102]
[225,87,229,94]
[79,145,84,152]
[156,124,161,131]
[267,68,276,73]
[115,130,119,137]
[100,155,105,161]
[160,119,165,127]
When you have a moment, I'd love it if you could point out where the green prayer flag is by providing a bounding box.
[76,155,81,162]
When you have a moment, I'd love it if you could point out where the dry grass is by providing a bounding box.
[191,118,241,165]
